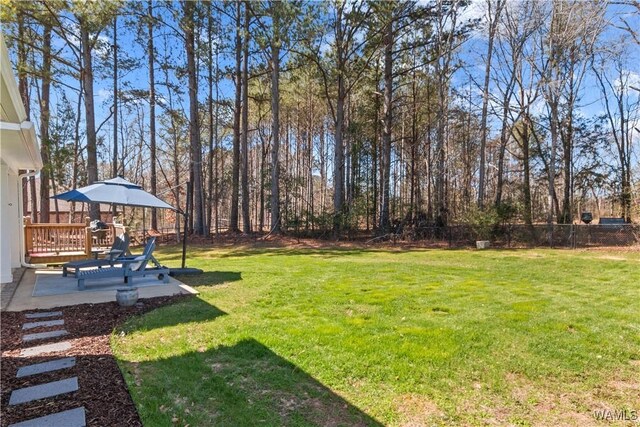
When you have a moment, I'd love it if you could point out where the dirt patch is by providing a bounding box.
[300,394,371,427]
[0,295,187,427]
[596,255,631,261]
[395,393,443,426]
[501,372,640,426]
[584,246,640,253]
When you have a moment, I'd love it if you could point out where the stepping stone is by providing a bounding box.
[22,319,64,330]
[8,407,86,427]
[17,357,76,378]
[23,329,68,342]
[9,377,78,405]
[25,311,63,319]
[20,341,72,357]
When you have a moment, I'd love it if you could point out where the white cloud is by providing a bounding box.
[97,88,110,101]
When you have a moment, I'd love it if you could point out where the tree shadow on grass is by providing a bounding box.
[157,244,430,260]
[122,338,383,426]
[177,271,242,287]
[118,296,228,333]
[215,247,396,259]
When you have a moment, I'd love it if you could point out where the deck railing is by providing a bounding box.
[24,218,121,263]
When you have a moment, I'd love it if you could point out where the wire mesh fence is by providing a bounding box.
[128,222,639,250]
[403,224,640,248]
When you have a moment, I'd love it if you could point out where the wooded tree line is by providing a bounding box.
[2,0,639,237]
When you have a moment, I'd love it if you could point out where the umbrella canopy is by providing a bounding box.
[52,177,177,210]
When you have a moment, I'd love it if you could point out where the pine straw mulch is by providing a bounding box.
[1,295,188,427]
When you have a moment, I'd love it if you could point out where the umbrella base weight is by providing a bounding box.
[116,288,139,307]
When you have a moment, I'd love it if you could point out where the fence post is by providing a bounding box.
[84,227,92,258]
[24,217,33,254]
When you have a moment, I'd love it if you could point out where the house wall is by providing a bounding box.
[0,160,18,283]
[1,33,41,284]
[8,168,20,269]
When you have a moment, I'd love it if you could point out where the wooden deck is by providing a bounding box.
[27,251,89,265]
[24,218,124,265]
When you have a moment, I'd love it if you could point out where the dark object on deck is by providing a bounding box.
[169,267,203,276]
[90,220,109,231]
[580,212,593,224]
[91,220,109,239]
[599,217,626,226]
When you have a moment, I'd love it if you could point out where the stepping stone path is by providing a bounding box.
[22,319,64,330]
[20,341,72,357]
[17,357,76,378]
[24,311,63,319]
[7,311,87,427]
[9,377,79,405]
[8,407,86,427]
[23,329,69,342]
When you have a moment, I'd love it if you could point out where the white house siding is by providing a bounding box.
[0,34,42,283]
[0,160,17,282]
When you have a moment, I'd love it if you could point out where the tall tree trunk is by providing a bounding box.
[334,89,345,232]
[17,13,32,220]
[183,0,205,235]
[112,17,118,194]
[207,1,214,234]
[435,79,447,227]
[372,66,380,229]
[547,100,559,225]
[332,8,345,233]
[410,59,419,222]
[478,0,504,209]
[241,2,251,233]
[39,24,52,223]
[494,115,509,206]
[214,25,220,234]
[80,21,100,220]
[71,86,83,222]
[148,3,158,231]
[521,119,532,226]
[560,116,573,224]
[270,3,281,233]
[380,16,393,233]
[230,1,242,233]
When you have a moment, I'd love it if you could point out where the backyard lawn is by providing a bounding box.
[112,246,639,426]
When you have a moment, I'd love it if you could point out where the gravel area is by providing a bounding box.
[1,295,187,427]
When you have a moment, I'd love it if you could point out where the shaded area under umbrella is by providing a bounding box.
[52,177,200,274]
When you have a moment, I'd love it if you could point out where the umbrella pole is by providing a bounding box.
[181,181,191,269]
[143,207,146,243]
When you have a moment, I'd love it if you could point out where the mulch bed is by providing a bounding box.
[1,295,188,427]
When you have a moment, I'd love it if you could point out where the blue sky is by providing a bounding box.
[8,0,640,178]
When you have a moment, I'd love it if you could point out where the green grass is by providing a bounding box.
[112,246,640,426]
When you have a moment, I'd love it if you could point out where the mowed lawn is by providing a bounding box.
[112,246,639,426]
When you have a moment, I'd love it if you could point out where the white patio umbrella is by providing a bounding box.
[52,177,196,270]
[52,177,177,210]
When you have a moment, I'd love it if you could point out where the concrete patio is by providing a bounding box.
[3,268,198,312]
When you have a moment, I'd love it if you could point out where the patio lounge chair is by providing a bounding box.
[62,233,131,278]
[76,237,170,290]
